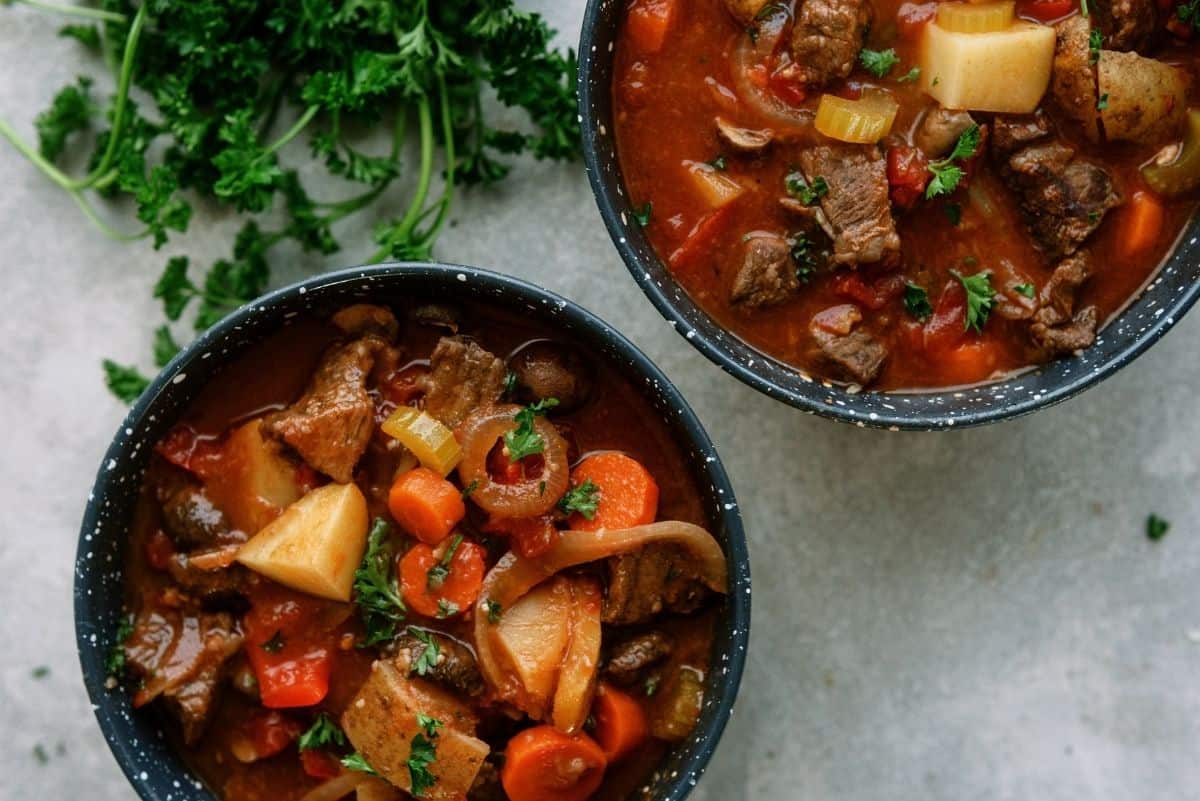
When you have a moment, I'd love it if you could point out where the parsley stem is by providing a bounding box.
[70,190,148,241]
[7,0,127,24]
[265,105,319,156]
[418,75,457,248]
[0,117,77,190]
[370,95,435,261]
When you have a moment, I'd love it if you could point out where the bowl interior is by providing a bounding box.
[579,0,1200,430]
[76,263,750,801]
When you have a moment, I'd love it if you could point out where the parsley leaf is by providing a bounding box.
[298,714,346,752]
[426,534,463,591]
[632,202,653,227]
[897,66,921,83]
[859,48,901,78]
[416,714,443,739]
[102,360,150,405]
[408,731,438,797]
[954,270,998,333]
[558,479,601,519]
[1015,283,1037,299]
[785,171,828,205]
[1089,29,1103,64]
[1147,514,1171,541]
[504,398,559,462]
[925,125,981,199]
[484,599,503,624]
[408,628,441,676]
[353,519,406,647]
[904,283,933,321]
[105,614,135,677]
[341,752,378,776]
[34,76,94,163]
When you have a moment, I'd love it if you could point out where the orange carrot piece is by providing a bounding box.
[591,684,649,763]
[1119,190,1165,259]
[387,467,465,545]
[938,340,1002,386]
[399,538,486,618]
[625,0,677,54]
[568,453,658,532]
[501,726,608,801]
[668,205,734,273]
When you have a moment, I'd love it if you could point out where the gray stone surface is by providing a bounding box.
[2,3,1198,800]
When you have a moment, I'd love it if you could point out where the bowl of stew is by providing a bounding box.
[75,263,750,801]
[581,0,1200,428]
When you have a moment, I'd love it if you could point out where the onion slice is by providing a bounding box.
[297,773,369,801]
[729,15,815,135]
[456,404,569,518]
[474,521,728,707]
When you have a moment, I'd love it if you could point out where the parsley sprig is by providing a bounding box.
[426,534,463,590]
[926,124,981,199]
[408,715,441,797]
[298,714,346,752]
[408,628,441,676]
[0,1,580,403]
[954,270,998,333]
[353,519,406,647]
[504,398,559,462]
[859,48,900,78]
[558,479,601,519]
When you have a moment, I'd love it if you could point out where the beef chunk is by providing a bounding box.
[799,146,900,266]
[422,337,507,429]
[166,553,249,612]
[730,234,799,309]
[125,609,243,744]
[331,304,399,341]
[160,485,236,550]
[915,108,976,159]
[509,342,593,412]
[395,629,485,698]
[603,545,712,625]
[811,327,888,386]
[991,112,1051,157]
[789,0,873,88]
[605,631,673,686]
[1032,306,1099,355]
[715,117,774,154]
[1002,142,1122,260]
[1093,0,1156,50]
[1029,253,1100,356]
[264,337,383,483]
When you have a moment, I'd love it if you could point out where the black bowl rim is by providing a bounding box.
[75,262,751,801]
[577,1,1200,430]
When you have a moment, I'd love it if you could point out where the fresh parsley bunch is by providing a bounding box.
[0,0,580,401]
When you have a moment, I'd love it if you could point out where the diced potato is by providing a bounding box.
[206,419,302,534]
[1098,51,1187,145]
[682,161,745,209]
[551,578,603,733]
[493,577,573,717]
[920,21,1055,113]
[342,661,489,801]
[236,482,368,601]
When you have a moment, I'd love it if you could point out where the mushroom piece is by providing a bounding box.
[715,117,774,155]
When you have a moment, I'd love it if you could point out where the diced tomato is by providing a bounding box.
[897,2,938,38]
[244,710,302,760]
[486,440,545,485]
[768,70,807,106]
[144,529,176,571]
[1016,0,1077,23]
[156,425,223,479]
[382,363,429,407]
[483,515,561,559]
[833,273,889,310]
[243,593,339,709]
[300,749,342,780]
[887,145,930,210]
[626,0,678,54]
[668,206,735,273]
[923,279,969,354]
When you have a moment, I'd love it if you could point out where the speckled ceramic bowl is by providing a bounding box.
[75,263,751,801]
[578,1,1200,430]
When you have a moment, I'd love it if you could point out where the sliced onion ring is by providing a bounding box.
[474,521,729,705]
[456,404,569,518]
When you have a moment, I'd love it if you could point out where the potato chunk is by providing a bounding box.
[235,482,368,601]
[920,21,1055,113]
[1098,51,1187,145]
[206,419,302,534]
[342,661,488,801]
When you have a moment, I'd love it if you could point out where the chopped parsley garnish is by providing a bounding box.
[944,203,962,227]
[558,479,601,519]
[897,66,921,83]
[790,232,823,283]
[426,534,463,591]
[954,270,998,333]
[785,171,828,205]
[341,752,378,776]
[859,48,901,78]
[484,600,503,624]
[1179,0,1200,31]
[1097,93,1109,111]
[105,614,135,676]
[417,714,443,738]
[409,629,441,676]
[352,519,406,647]
[504,398,559,461]
[1089,29,1103,64]
[408,729,439,798]
[32,666,50,680]
[501,371,518,400]
[926,124,981,199]
[1015,283,1037,299]
[1147,514,1171,541]
[904,283,934,321]
[707,155,727,171]
[436,599,460,618]
[260,631,286,654]
[298,714,346,751]
[644,676,660,697]
[632,202,653,227]
[461,479,481,499]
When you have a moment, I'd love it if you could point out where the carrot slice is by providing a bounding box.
[625,0,677,54]
[591,684,649,763]
[568,453,659,532]
[399,538,486,618]
[1118,190,1165,260]
[501,726,608,801]
[387,467,466,545]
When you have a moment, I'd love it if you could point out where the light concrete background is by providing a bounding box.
[2,3,1198,800]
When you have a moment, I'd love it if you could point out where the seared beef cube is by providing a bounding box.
[715,117,774,155]
[1003,143,1121,260]
[811,328,888,386]
[166,553,249,612]
[1032,307,1098,355]
[331,304,399,340]
[161,486,235,550]
[1029,253,1100,356]
[730,234,800,309]
[799,146,900,267]
[605,631,673,686]
[789,0,873,88]
[395,629,485,698]
[915,108,976,160]
[264,337,384,482]
[991,112,1051,157]
[603,545,712,625]
[1092,0,1156,50]
[422,336,507,429]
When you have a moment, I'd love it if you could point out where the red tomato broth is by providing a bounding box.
[612,0,1199,390]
